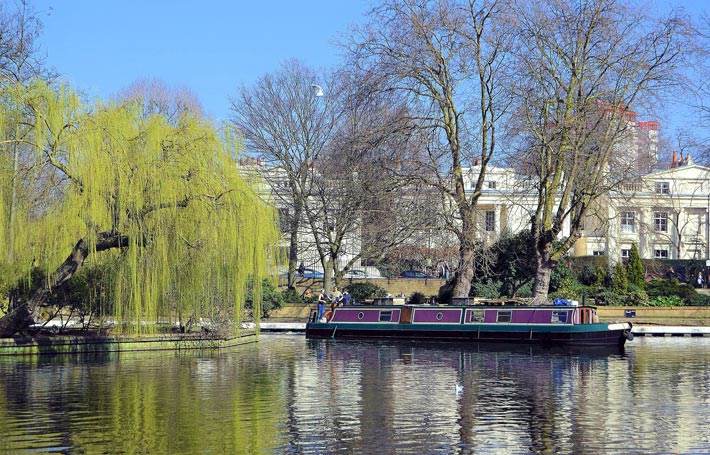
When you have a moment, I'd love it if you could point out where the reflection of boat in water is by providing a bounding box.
[305,304,633,348]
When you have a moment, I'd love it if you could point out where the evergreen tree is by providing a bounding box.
[626,243,645,288]
[612,262,628,292]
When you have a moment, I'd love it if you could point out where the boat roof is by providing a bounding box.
[338,304,597,310]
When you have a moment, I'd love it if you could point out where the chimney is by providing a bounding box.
[671,151,678,168]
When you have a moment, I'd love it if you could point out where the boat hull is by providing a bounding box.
[305,322,630,347]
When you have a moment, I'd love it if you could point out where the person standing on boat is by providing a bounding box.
[341,290,352,306]
[317,289,327,321]
[331,287,342,303]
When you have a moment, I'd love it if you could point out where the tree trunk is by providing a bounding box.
[0,231,128,337]
[532,241,553,304]
[322,257,333,293]
[452,214,476,298]
[286,203,302,290]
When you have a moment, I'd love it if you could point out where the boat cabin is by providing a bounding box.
[320,305,600,326]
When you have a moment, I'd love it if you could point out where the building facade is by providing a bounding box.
[461,163,710,263]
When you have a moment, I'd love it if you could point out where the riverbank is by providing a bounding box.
[0,331,257,356]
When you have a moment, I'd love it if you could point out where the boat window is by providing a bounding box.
[436,312,444,321]
[496,311,512,323]
[469,309,484,322]
[357,312,364,320]
[551,311,568,323]
[379,310,392,322]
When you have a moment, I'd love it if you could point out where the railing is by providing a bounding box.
[621,182,643,192]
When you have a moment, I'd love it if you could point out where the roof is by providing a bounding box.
[641,164,710,179]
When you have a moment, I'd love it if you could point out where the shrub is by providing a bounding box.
[596,267,609,287]
[281,288,304,304]
[245,279,284,319]
[578,264,598,286]
[594,288,626,306]
[626,285,649,306]
[648,295,684,307]
[471,280,502,299]
[688,293,710,306]
[513,281,533,298]
[646,279,698,304]
[550,262,575,292]
[408,292,427,305]
[344,282,387,302]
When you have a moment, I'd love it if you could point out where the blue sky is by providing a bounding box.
[32,0,370,120]
[32,0,708,149]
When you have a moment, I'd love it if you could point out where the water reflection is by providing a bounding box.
[0,336,707,454]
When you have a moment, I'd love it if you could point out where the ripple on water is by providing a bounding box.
[0,336,707,454]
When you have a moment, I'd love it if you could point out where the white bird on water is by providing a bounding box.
[455,383,463,398]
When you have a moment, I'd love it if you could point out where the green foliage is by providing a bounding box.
[593,288,626,306]
[596,266,609,287]
[626,243,645,288]
[514,281,533,298]
[408,292,426,305]
[280,288,304,305]
[487,231,536,297]
[578,264,598,286]
[646,279,698,304]
[344,282,386,302]
[550,262,575,293]
[0,81,279,332]
[471,280,502,299]
[612,263,628,292]
[245,279,283,319]
[688,294,710,306]
[648,295,684,307]
[625,284,649,306]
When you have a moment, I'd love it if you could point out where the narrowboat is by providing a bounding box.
[305,304,633,347]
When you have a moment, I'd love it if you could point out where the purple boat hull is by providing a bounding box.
[306,305,632,348]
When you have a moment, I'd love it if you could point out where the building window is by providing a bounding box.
[621,249,631,259]
[620,211,635,233]
[655,181,670,194]
[654,248,669,259]
[654,212,668,232]
[592,250,605,256]
[496,311,512,323]
[485,211,495,232]
[487,181,497,189]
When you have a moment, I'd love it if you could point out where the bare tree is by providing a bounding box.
[513,0,687,301]
[348,0,514,297]
[230,60,340,290]
[0,0,48,86]
[117,78,204,121]
[303,76,436,288]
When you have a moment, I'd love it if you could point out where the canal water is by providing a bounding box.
[0,335,708,454]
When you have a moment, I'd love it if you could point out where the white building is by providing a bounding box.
[461,162,710,263]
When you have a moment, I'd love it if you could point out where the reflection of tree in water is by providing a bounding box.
[302,341,624,454]
[0,338,707,453]
[0,348,290,454]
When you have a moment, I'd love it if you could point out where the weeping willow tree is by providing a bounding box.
[0,80,279,336]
